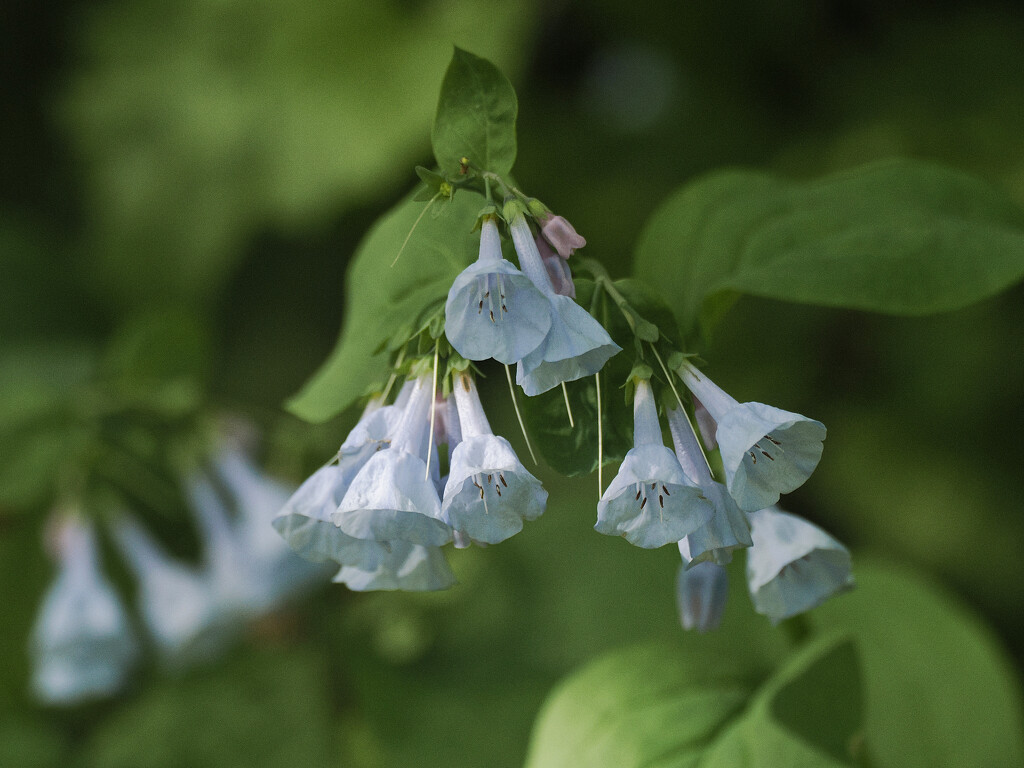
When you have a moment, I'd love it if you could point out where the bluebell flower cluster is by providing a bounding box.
[28,442,327,705]
[592,365,851,630]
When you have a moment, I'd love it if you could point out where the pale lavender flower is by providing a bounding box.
[445,216,551,364]
[676,561,728,633]
[746,506,854,623]
[29,515,138,705]
[668,407,752,567]
[440,374,546,543]
[332,540,456,592]
[110,514,230,667]
[334,376,453,546]
[509,212,620,396]
[595,380,712,548]
[678,361,826,511]
[536,233,575,298]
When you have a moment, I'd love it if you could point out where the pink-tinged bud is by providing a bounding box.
[539,214,586,258]
[536,233,576,298]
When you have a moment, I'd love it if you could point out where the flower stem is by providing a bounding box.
[392,193,439,267]
[505,364,537,465]
[651,343,713,476]
[561,382,575,428]
[596,372,604,496]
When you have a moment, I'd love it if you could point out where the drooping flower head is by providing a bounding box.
[110,514,230,668]
[676,561,729,633]
[440,373,547,544]
[444,215,552,364]
[334,375,453,547]
[746,506,854,623]
[677,361,826,512]
[667,407,752,567]
[507,208,620,396]
[595,379,713,548]
[333,540,456,592]
[526,198,588,258]
[30,514,138,705]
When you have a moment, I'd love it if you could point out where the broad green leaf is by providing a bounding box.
[811,560,1024,768]
[520,279,678,476]
[287,190,481,422]
[432,48,518,177]
[524,633,861,768]
[634,159,1024,336]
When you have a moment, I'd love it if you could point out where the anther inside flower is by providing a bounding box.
[508,212,620,395]
[440,374,546,543]
[444,216,551,364]
[678,361,826,512]
[595,380,713,548]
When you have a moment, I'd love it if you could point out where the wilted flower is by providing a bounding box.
[508,212,620,396]
[667,407,752,566]
[440,373,546,543]
[444,215,551,364]
[676,561,728,633]
[333,540,456,592]
[677,361,826,511]
[110,514,229,668]
[29,515,138,705]
[746,506,854,623]
[595,380,712,548]
[334,376,453,546]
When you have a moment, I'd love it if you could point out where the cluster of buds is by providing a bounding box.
[596,361,852,631]
[29,442,324,705]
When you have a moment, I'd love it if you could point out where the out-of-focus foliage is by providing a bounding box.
[59,0,541,306]
[4,0,1024,766]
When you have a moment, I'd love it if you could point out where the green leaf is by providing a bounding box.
[432,48,518,177]
[520,279,678,476]
[524,632,861,768]
[634,159,1024,337]
[287,189,481,422]
[810,560,1024,768]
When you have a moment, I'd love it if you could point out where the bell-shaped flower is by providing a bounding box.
[746,506,854,623]
[29,516,138,705]
[444,216,552,364]
[333,540,456,592]
[676,561,728,633]
[537,232,575,298]
[677,361,826,511]
[110,514,230,668]
[595,380,712,548]
[214,446,327,604]
[441,374,546,543]
[334,376,453,546]
[509,212,620,396]
[538,212,587,258]
[274,395,401,567]
[668,407,752,566]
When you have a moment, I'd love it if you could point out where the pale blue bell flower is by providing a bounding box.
[668,407,752,567]
[445,217,552,364]
[214,447,327,605]
[334,376,453,546]
[509,213,620,396]
[273,396,399,567]
[678,362,826,512]
[441,374,546,543]
[333,540,456,592]
[595,381,712,548]
[746,506,854,623]
[29,516,138,705]
[110,514,230,668]
[676,561,728,633]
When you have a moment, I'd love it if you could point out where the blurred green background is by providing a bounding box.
[3,0,1023,765]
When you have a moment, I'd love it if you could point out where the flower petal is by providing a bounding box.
[333,541,456,592]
